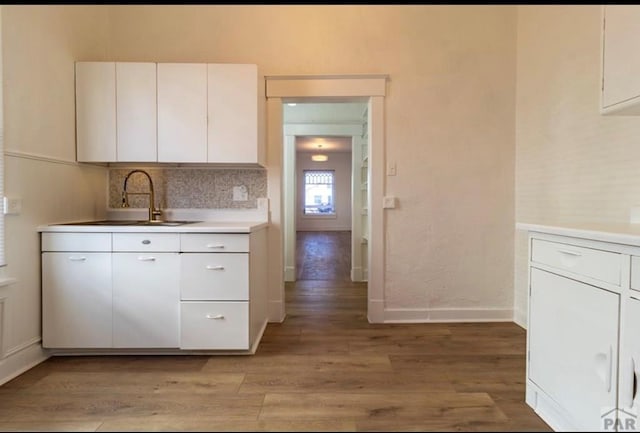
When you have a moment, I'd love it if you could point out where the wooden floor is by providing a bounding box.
[0,232,551,432]
[296,231,351,281]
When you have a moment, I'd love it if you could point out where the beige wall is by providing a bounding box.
[0,5,520,383]
[105,5,518,320]
[1,6,109,383]
[514,5,640,326]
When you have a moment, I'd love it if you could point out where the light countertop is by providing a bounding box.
[516,221,640,247]
[38,220,269,234]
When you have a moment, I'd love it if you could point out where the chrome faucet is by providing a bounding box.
[121,169,163,222]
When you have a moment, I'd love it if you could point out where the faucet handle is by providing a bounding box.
[152,208,163,221]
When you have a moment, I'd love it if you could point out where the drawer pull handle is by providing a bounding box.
[138,256,156,262]
[68,256,87,261]
[206,314,225,320]
[142,240,151,245]
[557,249,582,257]
[206,244,225,249]
[206,265,225,271]
[628,357,637,407]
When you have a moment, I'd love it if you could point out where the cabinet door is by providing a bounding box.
[207,63,258,164]
[529,268,619,430]
[116,62,157,162]
[75,62,116,162]
[621,297,640,415]
[157,63,207,162]
[42,252,112,348]
[602,5,640,114]
[112,253,180,348]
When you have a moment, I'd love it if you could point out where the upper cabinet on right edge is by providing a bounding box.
[601,5,640,115]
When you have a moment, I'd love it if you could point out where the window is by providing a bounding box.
[303,170,335,215]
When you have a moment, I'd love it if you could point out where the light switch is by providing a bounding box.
[3,196,22,215]
[387,162,397,176]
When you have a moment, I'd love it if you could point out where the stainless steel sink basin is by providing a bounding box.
[59,220,200,227]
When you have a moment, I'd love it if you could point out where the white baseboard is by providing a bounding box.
[268,300,285,323]
[0,339,49,386]
[383,307,514,323]
[367,299,385,323]
[350,267,363,282]
[284,266,296,282]
[513,307,527,329]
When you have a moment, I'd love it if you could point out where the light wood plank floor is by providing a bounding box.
[0,234,551,432]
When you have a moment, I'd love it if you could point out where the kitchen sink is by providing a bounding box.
[59,220,200,227]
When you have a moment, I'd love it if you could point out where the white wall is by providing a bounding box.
[1,5,110,384]
[0,7,519,376]
[514,5,640,328]
[296,151,352,232]
[107,5,517,322]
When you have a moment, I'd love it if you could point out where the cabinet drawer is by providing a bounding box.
[180,233,249,253]
[42,232,111,252]
[531,238,621,285]
[180,253,248,301]
[113,233,180,252]
[180,301,249,350]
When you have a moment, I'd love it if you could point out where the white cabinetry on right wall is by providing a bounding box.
[601,5,640,115]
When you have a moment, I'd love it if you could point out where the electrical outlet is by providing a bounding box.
[3,197,22,215]
[383,196,397,209]
[233,185,248,201]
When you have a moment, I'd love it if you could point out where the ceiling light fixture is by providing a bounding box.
[311,154,328,162]
[311,143,328,162]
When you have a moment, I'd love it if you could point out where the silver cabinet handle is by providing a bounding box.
[206,244,225,249]
[206,265,225,270]
[206,314,225,320]
[138,256,156,261]
[627,357,637,407]
[68,256,87,261]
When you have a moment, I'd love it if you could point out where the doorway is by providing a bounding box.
[264,74,387,323]
[283,104,367,286]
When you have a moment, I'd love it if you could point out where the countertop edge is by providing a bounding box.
[516,221,640,247]
[37,221,269,234]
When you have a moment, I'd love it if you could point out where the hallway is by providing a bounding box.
[295,231,352,281]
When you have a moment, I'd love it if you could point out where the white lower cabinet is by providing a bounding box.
[620,296,640,418]
[529,268,619,431]
[525,231,640,432]
[41,229,268,353]
[112,253,180,348]
[180,302,249,350]
[178,231,267,351]
[42,252,112,348]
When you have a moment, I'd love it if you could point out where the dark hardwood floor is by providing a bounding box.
[0,231,551,432]
[296,231,351,281]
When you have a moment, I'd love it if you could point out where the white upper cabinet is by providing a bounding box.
[116,62,157,162]
[157,63,208,163]
[75,62,157,162]
[76,62,262,164]
[601,5,640,115]
[75,62,116,162]
[207,63,259,164]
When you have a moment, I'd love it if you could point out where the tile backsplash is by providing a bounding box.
[109,168,267,209]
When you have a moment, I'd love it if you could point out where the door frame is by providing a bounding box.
[265,74,388,323]
[283,124,363,283]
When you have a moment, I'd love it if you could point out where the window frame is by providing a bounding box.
[302,169,337,219]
